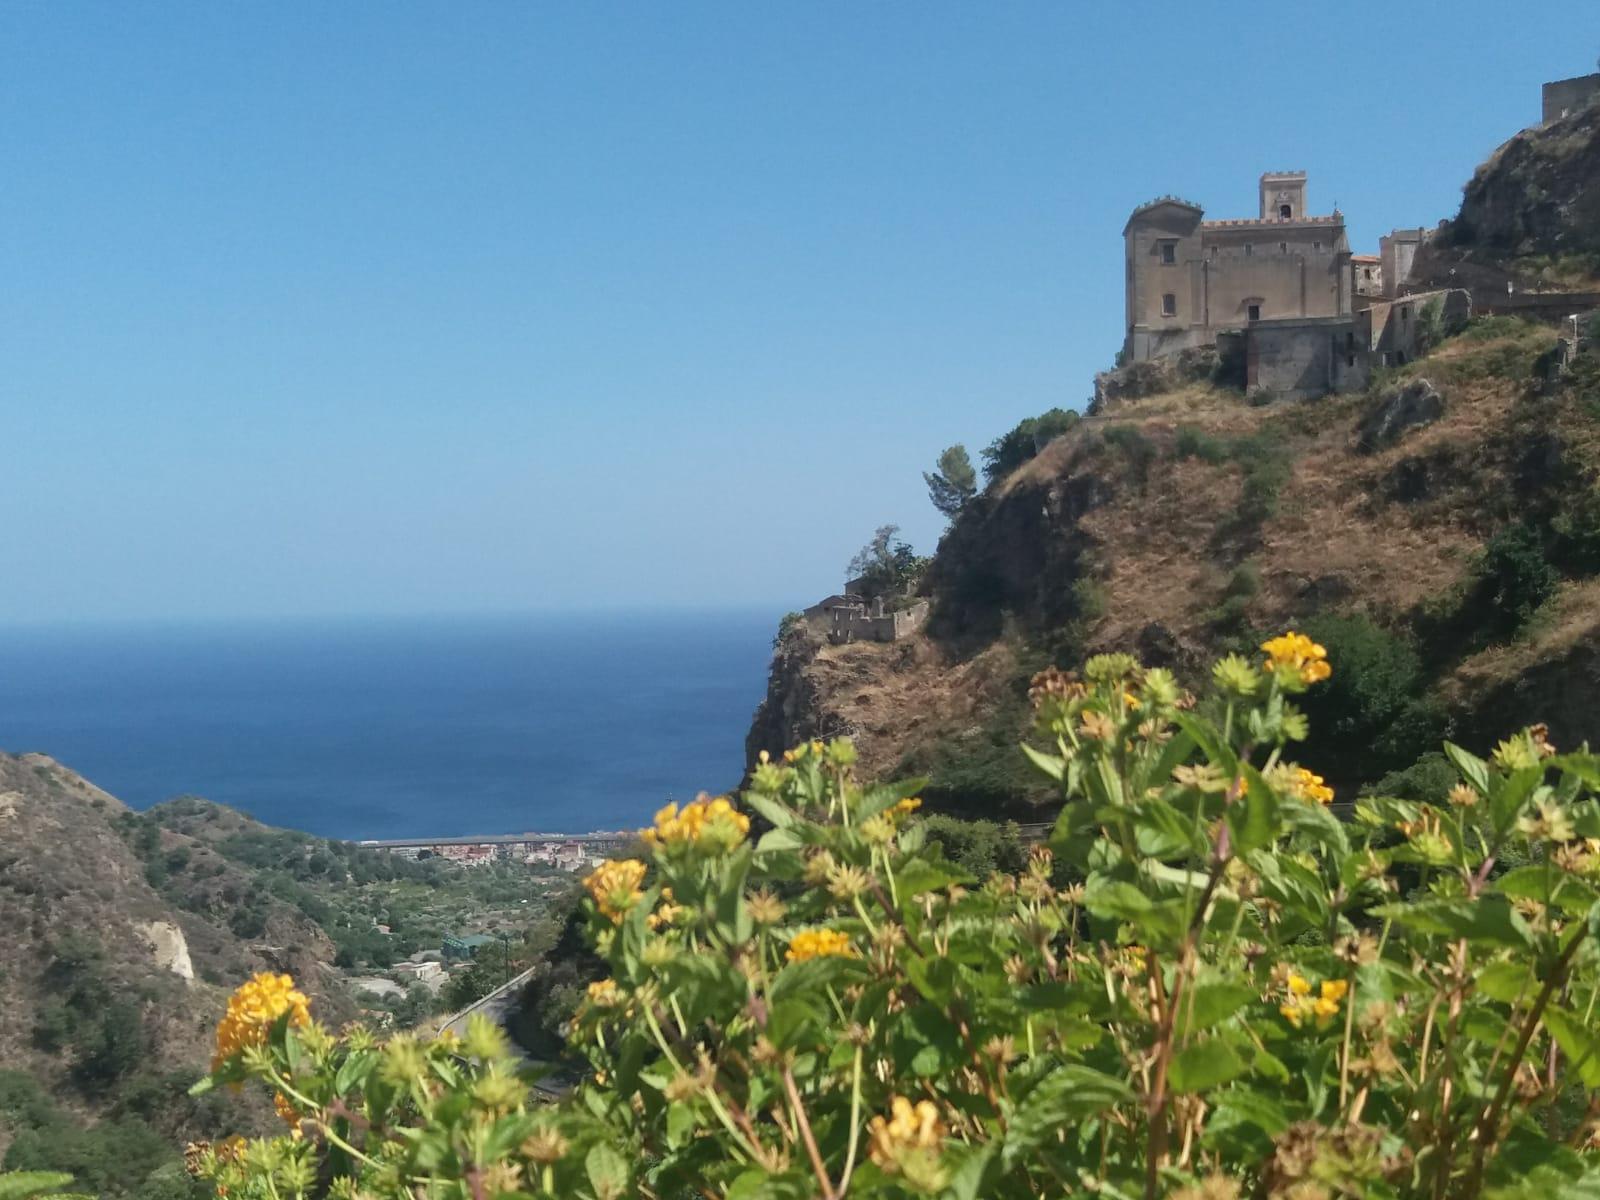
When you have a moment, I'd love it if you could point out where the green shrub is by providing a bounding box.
[1365,751,1459,805]
[980,407,1080,482]
[199,641,1600,1200]
[1173,426,1228,464]
[1099,424,1158,490]
[919,814,1027,879]
[1297,613,1445,779]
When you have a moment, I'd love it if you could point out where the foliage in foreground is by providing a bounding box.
[192,634,1600,1198]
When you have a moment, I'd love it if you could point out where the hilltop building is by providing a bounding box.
[1543,72,1600,125]
[1122,172,1354,363]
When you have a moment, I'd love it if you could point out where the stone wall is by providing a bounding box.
[1245,316,1368,401]
[828,599,929,644]
[1543,74,1600,125]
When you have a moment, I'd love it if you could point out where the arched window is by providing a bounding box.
[1279,203,1292,219]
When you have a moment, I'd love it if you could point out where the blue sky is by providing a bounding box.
[2,4,1594,622]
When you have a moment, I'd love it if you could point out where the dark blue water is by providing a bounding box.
[0,612,775,840]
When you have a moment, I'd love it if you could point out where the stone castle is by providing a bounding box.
[1120,171,1454,398]
[1117,71,1600,401]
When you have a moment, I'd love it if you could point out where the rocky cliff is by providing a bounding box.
[1414,102,1600,290]
[748,319,1600,812]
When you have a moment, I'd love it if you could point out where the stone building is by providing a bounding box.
[1378,229,1428,301]
[1543,73,1600,125]
[1352,254,1383,299]
[1122,172,1353,363]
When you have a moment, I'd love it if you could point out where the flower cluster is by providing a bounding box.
[211,972,311,1070]
[1280,974,1349,1030]
[1261,631,1332,687]
[867,1095,946,1172]
[1272,764,1334,805]
[583,858,648,922]
[642,793,750,851]
[785,927,857,962]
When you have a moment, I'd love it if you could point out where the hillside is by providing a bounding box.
[1414,99,1600,291]
[748,104,1600,817]
[0,750,341,1198]
[0,750,579,1198]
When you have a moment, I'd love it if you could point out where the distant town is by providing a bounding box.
[357,830,637,872]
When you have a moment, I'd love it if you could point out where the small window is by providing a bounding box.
[1160,241,1176,264]
[1396,351,1407,365]
[1279,242,1288,254]
[1346,332,1355,350]
[1245,244,1254,257]
[1363,268,1372,280]
[1313,241,1322,251]
[1279,204,1292,219]
[1347,354,1356,367]
[1248,303,1261,322]
[1401,306,1410,322]
[1208,246,1218,261]
[1162,293,1177,317]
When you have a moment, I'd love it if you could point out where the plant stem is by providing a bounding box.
[783,1065,837,1200]
[1464,922,1589,1197]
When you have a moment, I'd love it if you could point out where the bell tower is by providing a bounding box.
[1259,171,1308,221]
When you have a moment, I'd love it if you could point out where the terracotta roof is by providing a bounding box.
[1351,254,1381,263]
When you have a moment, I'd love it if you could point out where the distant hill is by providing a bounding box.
[0,749,573,1198]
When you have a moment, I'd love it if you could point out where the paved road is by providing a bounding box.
[437,965,538,1040]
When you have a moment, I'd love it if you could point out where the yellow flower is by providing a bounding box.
[586,978,620,1008]
[785,928,858,962]
[1261,631,1332,687]
[641,794,751,851]
[212,972,311,1071]
[894,796,922,817]
[273,1091,300,1127]
[583,859,648,922]
[868,1095,946,1170]
[1282,766,1334,805]
[1280,974,1347,1030]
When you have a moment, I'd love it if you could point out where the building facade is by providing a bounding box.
[1122,172,1353,363]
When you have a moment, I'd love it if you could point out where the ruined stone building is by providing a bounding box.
[1543,72,1600,125]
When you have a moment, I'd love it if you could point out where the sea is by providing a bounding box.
[0,611,777,841]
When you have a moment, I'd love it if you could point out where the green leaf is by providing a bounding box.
[1476,960,1536,1004]
[1020,742,1066,781]
[1177,981,1258,1037]
[743,792,794,829]
[1168,1038,1247,1093]
[1445,740,1492,798]
[1491,766,1545,838]
[1082,876,1153,922]
[1228,765,1280,855]
[1206,1089,1290,1137]
[1496,866,1600,916]
[585,1143,629,1196]
[666,1100,698,1148]
[1003,1065,1135,1166]
[1371,895,1531,948]
[895,856,974,900]
[1545,1006,1600,1089]
[754,826,804,854]
[334,1049,378,1095]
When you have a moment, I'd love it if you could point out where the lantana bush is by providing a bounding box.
[191,633,1600,1198]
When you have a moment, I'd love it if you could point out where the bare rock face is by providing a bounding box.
[1357,379,1445,453]
[138,919,195,984]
